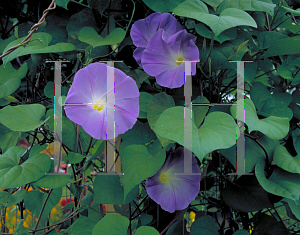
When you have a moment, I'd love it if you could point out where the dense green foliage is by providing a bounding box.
[1,0,300,234]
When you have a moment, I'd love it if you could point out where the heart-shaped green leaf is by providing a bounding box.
[0,146,51,188]
[231,99,289,140]
[68,152,83,164]
[190,215,219,235]
[0,189,27,208]
[0,104,49,132]
[255,161,300,203]
[0,124,21,153]
[147,93,175,147]
[92,214,129,235]
[216,0,276,16]
[264,36,300,57]
[66,216,96,235]
[173,0,257,36]
[24,188,62,224]
[31,174,71,188]
[121,145,166,199]
[156,106,237,160]
[0,62,28,98]
[2,33,76,65]
[134,226,160,235]
[93,173,138,205]
[78,27,125,48]
[142,0,184,13]
[273,145,300,174]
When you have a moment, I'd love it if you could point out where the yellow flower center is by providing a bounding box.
[160,172,168,183]
[93,102,105,111]
[176,56,185,65]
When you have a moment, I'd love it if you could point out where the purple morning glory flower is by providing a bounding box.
[146,147,200,213]
[64,62,139,140]
[141,29,199,88]
[130,12,184,66]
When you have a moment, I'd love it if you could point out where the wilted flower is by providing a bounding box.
[146,147,200,213]
[141,29,199,88]
[130,12,184,66]
[64,62,139,140]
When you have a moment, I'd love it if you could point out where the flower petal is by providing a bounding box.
[159,186,176,212]
[146,147,200,213]
[130,12,184,48]
[64,63,139,140]
[155,64,185,88]
[114,98,139,135]
[72,62,108,102]
[81,109,107,139]
[165,30,197,55]
[133,47,145,67]
[142,29,199,88]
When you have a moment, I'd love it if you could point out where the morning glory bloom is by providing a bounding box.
[146,147,200,213]
[64,62,139,140]
[141,29,199,88]
[130,12,184,66]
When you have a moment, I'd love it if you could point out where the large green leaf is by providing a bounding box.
[68,152,83,164]
[147,93,175,147]
[155,106,201,158]
[197,111,238,159]
[156,107,237,160]
[134,226,160,235]
[220,135,279,173]
[273,145,300,174]
[138,92,153,118]
[92,214,129,235]
[2,33,76,65]
[173,0,257,36]
[142,0,184,13]
[0,63,28,98]
[121,145,166,199]
[93,173,138,205]
[120,121,162,157]
[192,96,210,128]
[252,212,290,235]
[201,0,224,10]
[231,99,289,140]
[66,216,96,235]
[78,27,125,48]
[56,0,70,9]
[31,174,71,188]
[221,175,273,212]
[0,146,51,188]
[190,215,219,235]
[0,124,21,153]
[24,188,62,224]
[250,82,274,110]
[292,128,300,154]
[264,36,300,57]
[0,104,49,132]
[216,0,276,16]
[14,219,30,235]
[282,6,300,16]
[284,198,300,221]
[255,161,300,203]
[195,23,237,44]
[250,82,293,120]
[0,189,27,208]
[257,31,288,49]
[215,36,249,61]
